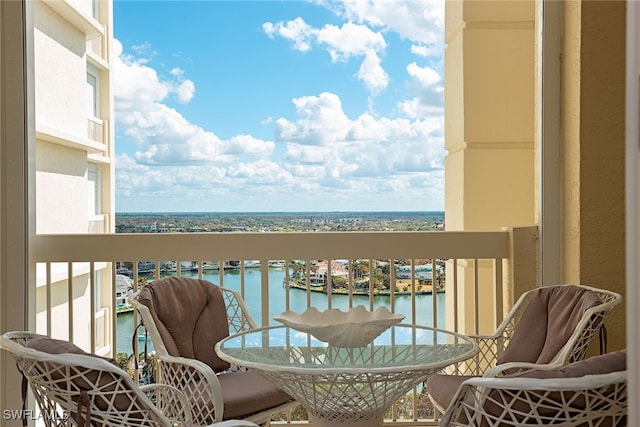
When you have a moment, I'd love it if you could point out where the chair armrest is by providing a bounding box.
[210,422,259,427]
[139,383,193,426]
[484,361,565,378]
[156,354,225,423]
[466,370,627,390]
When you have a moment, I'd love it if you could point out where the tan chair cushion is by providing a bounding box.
[137,277,231,372]
[25,334,117,368]
[497,285,603,365]
[185,370,292,421]
[425,373,474,412]
[427,352,626,417]
[25,335,132,414]
[484,350,627,427]
[430,351,626,427]
[512,349,626,379]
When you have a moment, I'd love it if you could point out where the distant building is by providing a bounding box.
[34,0,115,354]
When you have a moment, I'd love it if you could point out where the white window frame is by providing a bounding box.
[88,163,101,219]
[87,63,100,120]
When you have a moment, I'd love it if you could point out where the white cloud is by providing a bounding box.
[407,62,441,88]
[221,135,275,157]
[316,21,387,62]
[175,79,195,103]
[338,0,444,50]
[227,160,294,185]
[114,40,195,107]
[114,39,274,166]
[263,18,388,95]
[399,62,445,119]
[357,50,389,94]
[410,43,430,57]
[275,91,444,182]
[275,93,351,146]
[263,17,314,52]
[398,97,443,119]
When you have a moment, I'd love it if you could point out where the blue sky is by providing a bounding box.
[113,0,445,212]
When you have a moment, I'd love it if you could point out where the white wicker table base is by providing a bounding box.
[259,369,433,427]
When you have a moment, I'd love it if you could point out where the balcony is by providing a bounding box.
[88,214,108,234]
[87,117,105,144]
[30,227,537,425]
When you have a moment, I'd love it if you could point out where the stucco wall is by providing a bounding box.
[34,1,87,138]
[36,141,89,233]
[561,1,627,352]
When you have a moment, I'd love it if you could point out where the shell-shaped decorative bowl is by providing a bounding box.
[273,305,405,348]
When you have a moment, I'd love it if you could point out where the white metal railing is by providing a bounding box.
[30,229,534,426]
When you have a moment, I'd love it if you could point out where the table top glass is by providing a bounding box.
[216,324,477,374]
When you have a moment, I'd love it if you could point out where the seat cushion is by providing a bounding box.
[482,350,628,427]
[185,370,292,421]
[497,285,603,365]
[431,351,626,427]
[425,374,476,411]
[426,351,626,416]
[137,276,231,372]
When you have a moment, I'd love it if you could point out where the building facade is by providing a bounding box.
[32,0,115,355]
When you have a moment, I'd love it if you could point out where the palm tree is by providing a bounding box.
[291,261,305,280]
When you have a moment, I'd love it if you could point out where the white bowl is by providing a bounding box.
[273,305,405,348]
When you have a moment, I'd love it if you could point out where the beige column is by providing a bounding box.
[561,1,627,352]
[0,0,35,422]
[444,0,536,333]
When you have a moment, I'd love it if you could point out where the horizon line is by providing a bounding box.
[116,210,445,215]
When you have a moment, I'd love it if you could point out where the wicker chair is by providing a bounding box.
[439,350,627,426]
[129,276,296,426]
[426,284,622,414]
[0,331,258,427]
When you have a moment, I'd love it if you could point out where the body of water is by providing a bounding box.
[116,267,446,355]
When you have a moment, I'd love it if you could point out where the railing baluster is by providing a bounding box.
[474,258,479,335]
[327,258,332,309]
[90,262,96,353]
[260,259,269,327]
[494,257,503,326]
[432,258,437,328]
[68,262,73,342]
[46,263,52,337]
[452,258,458,333]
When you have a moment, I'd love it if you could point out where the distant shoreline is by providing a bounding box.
[115,211,445,233]
[116,211,445,216]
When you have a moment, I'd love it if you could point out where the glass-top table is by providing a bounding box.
[215,324,477,427]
